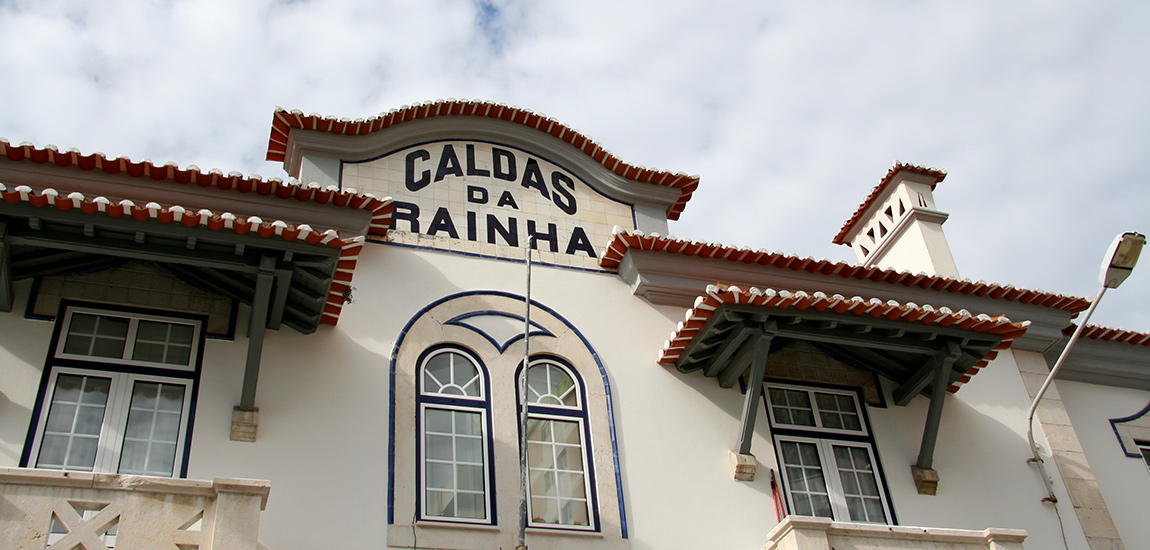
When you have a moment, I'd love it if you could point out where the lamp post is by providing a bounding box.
[1026,231,1145,502]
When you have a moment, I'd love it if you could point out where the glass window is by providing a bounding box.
[523,359,595,531]
[768,384,891,524]
[767,386,865,434]
[28,306,201,478]
[32,369,192,477]
[418,348,492,524]
[56,308,200,371]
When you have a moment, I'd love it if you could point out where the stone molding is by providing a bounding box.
[760,515,1027,550]
[0,468,269,550]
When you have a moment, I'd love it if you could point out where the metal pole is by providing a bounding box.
[1026,285,1107,501]
[517,237,534,550]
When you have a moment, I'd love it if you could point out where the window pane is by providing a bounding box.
[530,497,559,524]
[134,321,196,366]
[426,490,454,517]
[422,351,481,397]
[37,435,68,467]
[91,336,127,358]
[779,441,833,519]
[427,463,454,490]
[133,342,166,363]
[95,317,130,337]
[455,437,483,464]
[425,409,452,434]
[833,444,885,523]
[65,315,131,359]
[454,411,482,436]
[119,381,184,476]
[527,418,589,527]
[38,375,110,471]
[426,435,453,461]
[457,465,485,491]
[771,388,816,427]
[422,407,486,521]
[527,363,578,407]
[66,437,99,470]
[456,493,485,519]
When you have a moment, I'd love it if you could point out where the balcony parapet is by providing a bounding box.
[761,516,1028,550]
[0,467,270,550]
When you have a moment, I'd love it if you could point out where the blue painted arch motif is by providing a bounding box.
[388,290,628,539]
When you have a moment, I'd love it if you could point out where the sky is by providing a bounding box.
[0,0,1147,332]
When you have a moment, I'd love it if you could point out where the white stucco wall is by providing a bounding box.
[865,349,1089,549]
[0,281,55,468]
[1057,379,1150,545]
[4,242,1137,550]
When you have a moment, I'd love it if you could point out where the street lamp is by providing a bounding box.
[1027,231,1146,502]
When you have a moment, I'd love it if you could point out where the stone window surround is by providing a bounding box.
[387,291,627,550]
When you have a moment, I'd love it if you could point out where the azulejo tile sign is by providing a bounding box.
[342,140,636,269]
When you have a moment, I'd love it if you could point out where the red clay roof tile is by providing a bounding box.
[264,101,700,220]
[658,284,1030,393]
[600,228,1093,314]
[832,161,947,245]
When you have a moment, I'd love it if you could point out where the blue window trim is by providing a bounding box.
[515,355,601,532]
[1109,401,1150,458]
[415,344,497,525]
[388,290,628,538]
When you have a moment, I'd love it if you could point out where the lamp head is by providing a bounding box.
[1100,232,1146,288]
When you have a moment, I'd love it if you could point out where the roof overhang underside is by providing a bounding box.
[0,201,343,334]
[672,303,1005,401]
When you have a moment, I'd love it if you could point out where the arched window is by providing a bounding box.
[417,347,493,524]
[522,358,596,531]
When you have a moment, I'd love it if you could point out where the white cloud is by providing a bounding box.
[1,0,1147,329]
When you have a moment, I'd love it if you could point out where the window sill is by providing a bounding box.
[415,521,500,532]
[527,527,604,538]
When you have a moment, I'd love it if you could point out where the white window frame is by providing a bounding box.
[417,347,494,525]
[523,359,597,532]
[765,383,869,437]
[766,383,892,524]
[419,402,493,524]
[1136,440,1150,471]
[54,306,202,371]
[775,434,892,524]
[27,366,194,477]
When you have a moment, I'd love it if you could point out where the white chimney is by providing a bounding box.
[833,161,959,278]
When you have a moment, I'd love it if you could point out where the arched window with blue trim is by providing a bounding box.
[522,357,597,531]
[417,346,494,524]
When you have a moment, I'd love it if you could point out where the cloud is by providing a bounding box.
[1,0,1147,329]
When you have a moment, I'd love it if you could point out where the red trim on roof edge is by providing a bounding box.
[0,138,395,237]
[658,284,1029,393]
[1074,324,1150,347]
[600,228,1093,314]
[264,101,700,220]
[0,182,373,328]
[832,161,947,245]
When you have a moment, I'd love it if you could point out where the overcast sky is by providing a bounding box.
[1,0,1147,332]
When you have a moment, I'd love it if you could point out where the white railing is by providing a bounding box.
[0,467,269,550]
[761,516,1027,550]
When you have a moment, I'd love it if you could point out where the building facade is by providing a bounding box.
[1,100,1148,549]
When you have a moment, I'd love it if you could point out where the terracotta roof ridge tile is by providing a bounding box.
[0,181,363,247]
[1074,323,1150,346]
[0,137,396,237]
[600,228,1092,313]
[0,181,372,328]
[832,160,948,245]
[657,283,1030,393]
[265,101,700,220]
